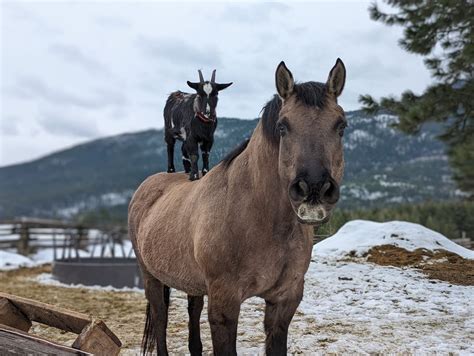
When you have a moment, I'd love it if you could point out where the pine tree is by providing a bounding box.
[360,0,473,197]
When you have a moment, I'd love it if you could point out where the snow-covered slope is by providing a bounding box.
[313,220,474,260]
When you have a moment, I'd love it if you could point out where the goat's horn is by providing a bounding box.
[198,69,204,83]
[211,69,216,83]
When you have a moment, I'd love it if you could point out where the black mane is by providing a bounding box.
[221,138,250,167]
[262,81,328,145]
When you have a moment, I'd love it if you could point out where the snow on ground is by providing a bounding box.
[0,250,35,270]
[314,220,474,260]
[2,220,473,353]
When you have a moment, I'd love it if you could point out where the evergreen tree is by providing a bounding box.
[360,0,473,197]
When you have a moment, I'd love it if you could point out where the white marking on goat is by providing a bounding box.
[206,103,211,115]
[203,83,212,96]
[180,127,187,140]
[203,168,208,173]
[182,156,191,162]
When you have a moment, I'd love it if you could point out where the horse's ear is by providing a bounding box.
[275,61,294,100]
[327,58,346,98]
[187,81,200,91]
[216,82,233,91]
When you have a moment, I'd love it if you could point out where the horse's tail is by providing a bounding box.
[141,301,157,355]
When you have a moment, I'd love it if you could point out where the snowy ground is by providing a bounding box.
[1,220,473,353]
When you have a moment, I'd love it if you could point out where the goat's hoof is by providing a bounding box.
[167,168,175,173]
[189,173,199,181]
[201,170,208,176]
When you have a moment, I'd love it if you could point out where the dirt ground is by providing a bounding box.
[0,265,146,352]
[366,245,474,285]
[1,258,473,354]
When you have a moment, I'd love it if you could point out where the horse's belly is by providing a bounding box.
[138,228,207,296]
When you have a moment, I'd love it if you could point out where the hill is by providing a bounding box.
[0,111,459,219]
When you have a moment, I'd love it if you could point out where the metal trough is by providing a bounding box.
[52,257,143,289]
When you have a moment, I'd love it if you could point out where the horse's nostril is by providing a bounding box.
[321,179,340,204]
[289,179,309,202]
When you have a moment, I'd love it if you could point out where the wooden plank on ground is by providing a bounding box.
[0,324,92,356]
[72,320,121,356]
[0,298,32,332]
[0,292,89,334]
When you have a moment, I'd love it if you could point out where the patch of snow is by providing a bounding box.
[0,250,35,270]
[34,273,143,293]
[313,220,474,260]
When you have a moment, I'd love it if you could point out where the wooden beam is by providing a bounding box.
[0,292,89,334]
[0,298,31,332]
[0,324,92,356]
[72,321,121,356]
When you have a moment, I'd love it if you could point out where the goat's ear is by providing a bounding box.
[275,61,294,100]
[187,81,200,91]
[216,82,233,91]
[327,58,346,98]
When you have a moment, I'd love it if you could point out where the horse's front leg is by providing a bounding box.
[187,295,204,355]
[185,138,200,181]
[264,282,303,355]
[208,284,241,356]
[200,139,213,176]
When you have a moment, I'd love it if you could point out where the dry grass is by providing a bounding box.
[0,265,146,352]
[366,245,474,285]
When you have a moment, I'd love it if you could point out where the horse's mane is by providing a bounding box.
[262,81,328,145]
[221,81,328,168]
[221,138,250,167]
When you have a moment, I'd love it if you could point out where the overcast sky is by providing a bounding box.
[0,1,432,167]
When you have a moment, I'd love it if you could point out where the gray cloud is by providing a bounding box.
[94,16,131,29]
[37,112,100,138]
[49,43,110,76]
[222,3,289,23]
[135,35,222,68]
[8,76,127,110]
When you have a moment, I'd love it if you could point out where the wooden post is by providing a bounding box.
[18,224,30,256]
[0,298,32,332]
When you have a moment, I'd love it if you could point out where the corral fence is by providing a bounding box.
[0,217,129,258]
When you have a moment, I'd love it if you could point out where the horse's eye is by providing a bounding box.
[338,122,347,137]
[277,123,287,136]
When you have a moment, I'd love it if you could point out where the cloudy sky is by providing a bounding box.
[0,1,432,167]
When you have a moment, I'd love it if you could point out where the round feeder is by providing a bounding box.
[53,257,143,288]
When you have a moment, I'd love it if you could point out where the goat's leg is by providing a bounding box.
[200,140,213,176]
[165,132,176,173]
[187,295,204,355]
[181,143,191,173]
[185,138,200,181]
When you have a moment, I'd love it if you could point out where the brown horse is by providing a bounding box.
[129,58,347,355]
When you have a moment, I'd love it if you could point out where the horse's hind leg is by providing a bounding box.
[187,295,204,355]
[142,272,170,356]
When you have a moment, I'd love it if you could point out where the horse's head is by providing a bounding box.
[271,59,346,225]
[187,70,232,121]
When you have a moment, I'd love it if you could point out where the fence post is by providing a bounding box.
[18,224,30,256]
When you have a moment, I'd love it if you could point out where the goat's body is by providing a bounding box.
[163,91,217,179]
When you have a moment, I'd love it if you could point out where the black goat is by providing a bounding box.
[164,70,232,180]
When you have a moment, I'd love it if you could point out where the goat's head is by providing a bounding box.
[187,70,232,120]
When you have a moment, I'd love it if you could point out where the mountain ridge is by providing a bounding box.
[0,111,459,219]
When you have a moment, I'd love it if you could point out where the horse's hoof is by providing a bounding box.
[167,168,175,173]
[189,173,199,181]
